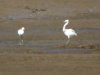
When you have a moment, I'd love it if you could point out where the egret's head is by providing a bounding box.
[64,19,69,23]
[22,27,25,30]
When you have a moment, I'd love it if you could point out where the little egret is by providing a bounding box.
[17,27,25,45]
[63,19,77,45]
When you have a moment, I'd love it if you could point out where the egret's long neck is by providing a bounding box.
[22,28,25,31]
[63,22,69,32]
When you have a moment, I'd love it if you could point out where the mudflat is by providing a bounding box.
[0,0,100,75]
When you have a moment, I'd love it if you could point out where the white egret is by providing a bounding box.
[17,27,25,45]
[63,19,77,45]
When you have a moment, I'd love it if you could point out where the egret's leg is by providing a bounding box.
[21,35,24,45]
[19,35,24,45]
[18,36,21,45]
[66,39,70,45]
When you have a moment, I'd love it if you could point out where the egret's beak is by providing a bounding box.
[64,20,69,22]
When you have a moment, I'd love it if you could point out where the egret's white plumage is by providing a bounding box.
[63,19,77,44]
[18,27,25,36]
[17,27,25,45]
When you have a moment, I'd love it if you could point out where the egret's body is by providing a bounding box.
[17,27,25,45]
[18,28,25,36]
[63,20,77,45]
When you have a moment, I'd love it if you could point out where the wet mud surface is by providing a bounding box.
[0,19,100,54]
[0,0,100,75]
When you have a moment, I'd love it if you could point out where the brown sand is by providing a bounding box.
[0,54,100,75]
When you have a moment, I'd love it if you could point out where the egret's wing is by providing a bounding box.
[68,29,77,35]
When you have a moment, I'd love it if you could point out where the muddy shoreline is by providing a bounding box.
[0,0,100,75]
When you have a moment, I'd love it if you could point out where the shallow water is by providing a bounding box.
[0,18,100,54]
[0,39,98,54]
